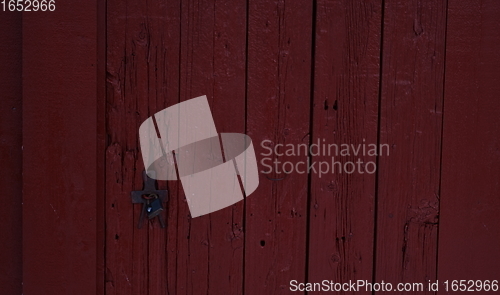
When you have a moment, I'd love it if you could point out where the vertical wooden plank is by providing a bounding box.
[174,1,247,294]
[207,1,247,294]
[245,0,312,293]
[22,1,99,294]
[106,145,141,295]
[106,1,145,293]
[307,0,381,293]
[140,2,181,294]
[105,0,181,294]
[162,2,182,289]
[437,0,500,287]
[375,0,447,292]
[0,10,22,295]
[97,1,107,294]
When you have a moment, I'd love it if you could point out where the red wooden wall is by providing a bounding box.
[438,0,500,286]
[0,0,499,294]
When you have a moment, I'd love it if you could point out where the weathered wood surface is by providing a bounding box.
[375,1,447,294]
[103,0,499,294]
[307,1,382,294]
[105,0,181,294]
[176,0,247,294]
[245,0,312,294]
[3,0,499,294]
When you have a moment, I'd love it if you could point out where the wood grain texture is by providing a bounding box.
[244,0,313,293]
[22,1,99,294]
[175,0,247,294]
[0,11,22,295]
[100,0,500,293]
[375,0,447,292]
[106,0,247,293]
[105,0,181,294]
[437,0,500,288]
[307,1,381,293]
